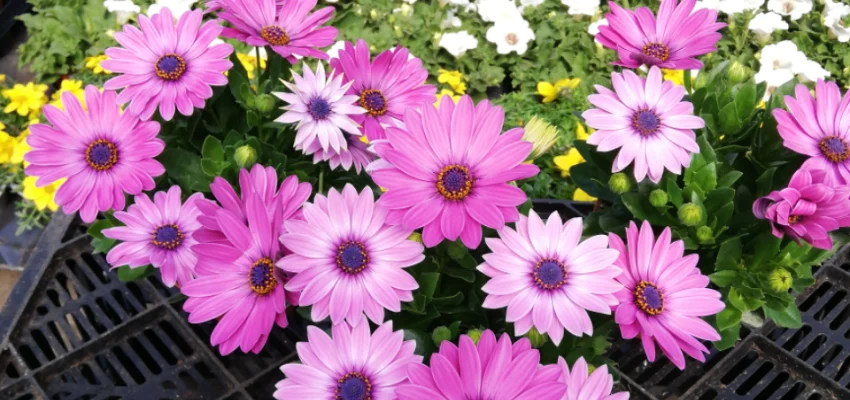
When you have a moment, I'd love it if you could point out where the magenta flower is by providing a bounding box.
[24,86,164,223]
[369,95,539,249]
[753,168,850,250]
[330,40,436,140]
[279,184,424,325]
[276,320,422,399]
[610,221,723,370]
[102,8,233,121]
[217,0,337,63]
[395,330,566,400]
[274,62,365,154]
[583,67,703,183]
[596,0,725,69]
[558,357,629,400]
[181,167,311,355]
[479,210,622,344]
[303,134,376,174]
[103,186,204,287]
[774,80,850,185]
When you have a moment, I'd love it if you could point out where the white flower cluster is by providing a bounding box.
[103,0,140,24]
[479,0,535,55]
[695,0,765,15]
[561,0,600,16]
[755,41,830,98]
[825,0,850,42]
[437,0,478,58]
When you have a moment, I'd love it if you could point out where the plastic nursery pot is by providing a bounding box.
[0,0,29,51]
[0,192,44,268]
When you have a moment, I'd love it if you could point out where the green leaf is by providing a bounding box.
[716,237,742,271]
[117,265,155,282]
[200,159,228,177]
[714,324,741,351]
[570,163,615,202]
[716,306,741,331]
[756,167,777,197]
[158,148,214,192]
[447,241,468,260]
[444,267,476,283]
[697,135,717,163]
[403,329,435,357]
[735,82,758,122]
[693,163,718,194]
[709,270,737,287]
[201,136,225,161]
[717,171,744,188]
[719,102,742,133]
[764,302,803,329]
[418,272,440,298]
[432,292,464,307]
[729,287,764,312]
[750,233,782,270]
[666,175,683,208]
[87,219,116,239]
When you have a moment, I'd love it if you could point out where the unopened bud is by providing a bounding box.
[233,145,257,168]
[678,203,703,227]
[608,173,631,194]
[649,190,668,207]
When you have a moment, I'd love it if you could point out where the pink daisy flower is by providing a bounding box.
[103,186,204,287]
[181,167,311,355]
[330,40,437,140]
[369,95,539,249]
[395,330,567,400]
[557,357,629,400]
[102,8,234,121]
[610,221,724,370]
[279,184,424,325]
[478,210,622,345]
[583,67,704,183]
[596,0,725,69]
[774,80,850,185]
[217,0,337,63]
[274,62,365,154]
[275,320,422,399]
[24,86,164,223]
[304,135,376,174]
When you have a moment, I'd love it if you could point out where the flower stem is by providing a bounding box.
[318,170,324,194]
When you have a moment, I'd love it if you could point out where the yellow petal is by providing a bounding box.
[573,188,597,202]
[553,148,585,177]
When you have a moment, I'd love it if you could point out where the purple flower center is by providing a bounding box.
[819,136,850,163]
[635,281,664,316]
[437,165,473,201]
[358,89,388,117]
[152,224,183,250]
[533,258,568,290]
[249,258,277,295]
[632,109,660,136]
[308,97,332,120]
[260,25,290,46]
[640,42,670,64]
[85,139,119,171]
[335,372,371,400]
[336,241,368,274]
[155,54,186,81]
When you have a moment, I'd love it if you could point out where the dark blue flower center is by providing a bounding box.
[635,281,664,315]
[819,136,850,163]
[155,54,186,81]
[358,89,387,117]
[85,139,118,171]
[308,98,332,120]
[641,42,670,63]
[437,165,473,200]
[533,259,567,290]
[261,25,289,46]
[632,109,660,136]
[249,258,277,295]
[335,372,371,400]
[152,224,183,250]
[336,241,368,274]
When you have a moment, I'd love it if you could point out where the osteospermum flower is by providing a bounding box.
[274,62,365,153]
[558,357,630,400]
[583,67,704,183]
[103,186,204,287]
[302,134,376,174]
[774,80,850,185]
[275,320,422,399]
[753,168,850,250]
[102,8,234,121]
[24,86,164,223]
[597,0,725,69]
[369,95,539,248]
[610,221,724,370]
[280,185,424,325]
[395,330,566,400]
[478,211,622,344]
[217,0,337,62]
[182,167,311,355]
[330,39,437,140]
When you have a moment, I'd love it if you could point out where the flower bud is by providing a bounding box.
[693,72,711,90]
[728,60,751,84]
[649,189,668,207]
[768,268,793,292]
[525,327,548,348]
[678,203,703,226]
[522,116,559,161]
[608,173,631,194]
[466,329,482,344]
[432,326,452,346]
[233,145,257,169]
[407,232,422,243]
[696,226,713,243]
[255,93,276,113]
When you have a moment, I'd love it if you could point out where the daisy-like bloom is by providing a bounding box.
[478,211,622,344]
[767,0,812,21]
[274,62,364,153]
[610,221,724,370]
[280,185,424,325]
[182,167,311,355]
[753,168,850,250]
[302,134,376,174]
[369,95,539,249]
[217,0,337,63]
[2,82,48,117]
[557,357,630,400]
[395,330,566,400]
[583,67,704,183]
[486,18,536,55]
[330,40,436,140]
[102,8,234,121]
[103,186,203,287]
[84,55,112,74]
[597,0,726,70]
[24,86,164,223]
[275,320,422,399]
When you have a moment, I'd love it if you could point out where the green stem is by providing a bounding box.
[684,69,692,96]
[318,170,324,194]
[255,46,264,141]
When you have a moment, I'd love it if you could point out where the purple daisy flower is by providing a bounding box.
[280,184,424,325]
[303,134,376,174]
[369,95,539,249]
[103,186,204,287]
[583,67,704,183]
[558,357,630,400]
[774,80,850,186]
[754,168,850,250]
[330,40,437,141]
[24,86,164,223]
[479,210,622,345]
[274,62,365,154]
[217,0,337,63]
[596,0,725,69]
[610,221,724,370]
[102,8,234,121]
[395,330,567,400]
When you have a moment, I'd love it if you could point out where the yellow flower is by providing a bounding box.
[22,176,64,212]
[2,82,48,116]
[575,123,594,141]
[536,78,580,103]
[0,131,15,164]
[553,148,584,178]
[522,116,559,160]
[49,79,86,110]
[572,188,597,202]
[84,55,112,74]
[437,69,466,94]
[237,52,267,80]
[435,89,461,107]
[0,74,5,83]
[661,69,698,87]
[11,129,30,165]
[757,100,766,109]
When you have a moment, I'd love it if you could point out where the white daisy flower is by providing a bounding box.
[439,31,479,57]
[486,17,535,55]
